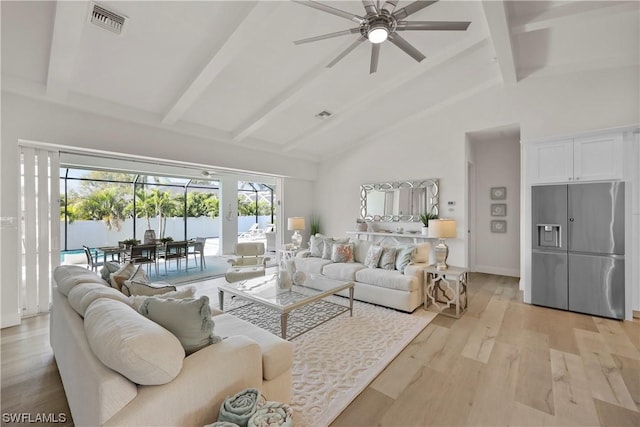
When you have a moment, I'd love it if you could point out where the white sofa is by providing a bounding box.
[294,237,430,312]
[50,265,293,427]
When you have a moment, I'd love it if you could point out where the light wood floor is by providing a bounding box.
[1,273,638,426]
[332,273,640,427]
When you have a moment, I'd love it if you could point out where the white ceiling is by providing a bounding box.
[2,1,638,161]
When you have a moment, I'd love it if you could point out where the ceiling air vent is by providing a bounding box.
[89,3,127,35]
[315,110,332,119]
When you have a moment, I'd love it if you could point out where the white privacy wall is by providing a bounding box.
[470,136,521,277]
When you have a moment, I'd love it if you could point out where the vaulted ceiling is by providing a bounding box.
[2,1,638,161]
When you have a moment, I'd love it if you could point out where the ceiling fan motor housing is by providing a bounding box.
[361,12,397,41]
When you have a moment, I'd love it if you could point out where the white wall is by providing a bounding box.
[470,136,521,277]
[0,93,317,327]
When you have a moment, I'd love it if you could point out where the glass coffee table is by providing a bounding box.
[218,273,354,339]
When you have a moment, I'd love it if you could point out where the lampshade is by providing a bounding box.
[428,219,457,239]
[287,217,305,231]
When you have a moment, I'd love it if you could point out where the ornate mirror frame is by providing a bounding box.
[359,179,439,222]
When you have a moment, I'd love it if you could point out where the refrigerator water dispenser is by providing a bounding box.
[537,224,561,248]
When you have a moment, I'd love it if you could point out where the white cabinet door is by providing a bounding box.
[573,133,623,181]
[527,139,574,184]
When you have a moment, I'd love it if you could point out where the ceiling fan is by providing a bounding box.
[293,0,471,74]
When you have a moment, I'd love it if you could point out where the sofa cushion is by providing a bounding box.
[68,282,131,317]
[54,265,109,296]
[84,298,184,385]
[395,245,416,273]
[128,286,196,310]
[351,239,372,264]
[322,262,364,282]
[213,313,294,381]
[364,245,383,269]
[109,261,136,291]
[99,261,121,281]
[355,268,419,292]
[138,296,222,355]
[331,242,354,263]
[414,242,431,264]
[379,247,397,270]
[294,256,332,274]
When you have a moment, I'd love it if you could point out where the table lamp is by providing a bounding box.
[287,217,305,249]
[428,219,457,270]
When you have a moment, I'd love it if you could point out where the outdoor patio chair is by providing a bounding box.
[240,223,264,239]
[187,237,206,270]
[160,240,189,274]
[82,245,104,272]
[225,241,270,283]
[129,244,158,277]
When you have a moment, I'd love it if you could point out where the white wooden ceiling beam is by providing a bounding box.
[512,1,639,34]
[162,2,281,125]
[481,0,517,85]
[282,34,489,152]
[46,1,89,100]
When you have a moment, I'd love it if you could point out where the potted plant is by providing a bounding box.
[310,215,321,236]
[419,213,438,235]
[121,238,139,250]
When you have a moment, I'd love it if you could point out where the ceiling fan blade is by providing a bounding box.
[396,21,471,31]
[362,0,378,15]
[380,0,399,14]
[370,43,380,74]
[327,36,366,68]
[294,28,361,45]
[388,33,426,62]
[393,1,438,20]
[293,0,365,24]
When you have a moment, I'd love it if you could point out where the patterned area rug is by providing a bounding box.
[209,288,437,426]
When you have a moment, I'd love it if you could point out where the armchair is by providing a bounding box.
[225,242,271,283]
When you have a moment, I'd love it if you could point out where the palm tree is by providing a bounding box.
[74,188,129,231]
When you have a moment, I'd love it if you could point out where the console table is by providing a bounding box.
[346,231,433,245]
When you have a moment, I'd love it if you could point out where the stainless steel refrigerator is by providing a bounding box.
[531,182,625,319]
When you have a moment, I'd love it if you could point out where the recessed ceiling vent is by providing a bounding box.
[89,3,127,35]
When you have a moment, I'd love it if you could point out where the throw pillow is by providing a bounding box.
[84,298,184,385]
[364,245,383,269]
[122,280,177,297]
[309,236,324,258]
[68,282,132,317]
[99,261,121,282]
[109,261,136,291]
[128,286,197,310]
[120,265,152,296]
[331,242,354,263]
[395,245,416,273]
[138,295,222,355]
[321,239,334,259]
[351,239,371,264]
[379,246,397,270]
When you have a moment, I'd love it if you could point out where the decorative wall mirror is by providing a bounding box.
[360,179,439,222]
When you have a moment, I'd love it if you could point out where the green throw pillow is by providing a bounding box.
[138,296,221,355]
[100,261,121,281]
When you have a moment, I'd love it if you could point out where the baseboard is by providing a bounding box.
[474,265,520,278]
[633,310,640,320]
[1,312,21,329]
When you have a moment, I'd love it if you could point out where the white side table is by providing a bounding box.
[424,265,468,318]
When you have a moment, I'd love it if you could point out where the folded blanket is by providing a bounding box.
[247,402,293,427]
[218,388,265,427]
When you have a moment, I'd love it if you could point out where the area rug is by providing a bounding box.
[208,288,437,426]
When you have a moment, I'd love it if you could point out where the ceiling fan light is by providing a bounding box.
[368,27,388,44]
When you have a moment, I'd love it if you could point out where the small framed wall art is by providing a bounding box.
[491,220,507,233]
[491,203,507,217]
[490,187,506,200]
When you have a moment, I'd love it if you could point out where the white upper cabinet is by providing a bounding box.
[527,133,623,184]
[573,133,623,182]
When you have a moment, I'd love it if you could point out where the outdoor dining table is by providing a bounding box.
[96,246,126,264]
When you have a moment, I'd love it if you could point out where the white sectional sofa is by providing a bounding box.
[50,265,293,427]
[294,237,431,312]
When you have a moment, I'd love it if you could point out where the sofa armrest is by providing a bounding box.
[105,336,263,427]
[296,250,310,258]
[405,262,429,285]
